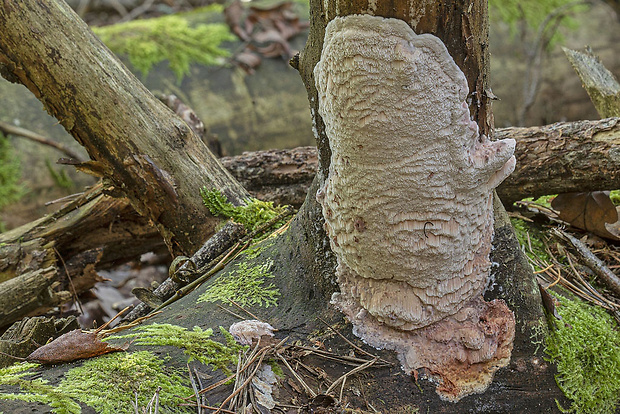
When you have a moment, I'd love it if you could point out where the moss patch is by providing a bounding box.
[112,323,245,375]
[0,133,23,223]
[201,188,289,232]
[57,351,190,414]
[0,362,81,414]
[198,259,280,307]
[510,218,551,269]
[545,294,620,414]
[93,6,233,81]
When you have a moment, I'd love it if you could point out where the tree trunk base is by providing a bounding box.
[0,192,566,413]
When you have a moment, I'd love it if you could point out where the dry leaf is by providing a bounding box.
[551,191,620,240]
[27,329,126,365]
[225,0,309,70]
[537,282,561,320]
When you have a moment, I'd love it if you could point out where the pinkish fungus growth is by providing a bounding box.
[314,14,516,401]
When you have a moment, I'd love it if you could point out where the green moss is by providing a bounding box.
[57,351,190,414]
[0,362,81,414]
[198,259,279,308]
[0,133,23,211]
[510,218,551,269]
[45,160,74,189]
[93,6,233,81]
[544,294,620,413]
[609,190,620,206]
[112,324,245,375]
[201,188,289,232]
[266,359,285,379]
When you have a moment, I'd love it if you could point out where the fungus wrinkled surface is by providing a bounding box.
[314,14,516,401]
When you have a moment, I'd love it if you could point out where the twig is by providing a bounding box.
[317,317,392,365]
[217,304,245,321]
[177,404,236,414]
[214,349,268,414]
[325,358,377,396]
[227,298,264,323]
[276,351,317,398]
[103,311,163,334]
[552,228,620,296]
[118,0,155,22]
[292,345,390,367]
[53,247,83,316]
[357,376,379,413]
[188,364,202,414]
[0,120,84,161]
[95,306,131,334]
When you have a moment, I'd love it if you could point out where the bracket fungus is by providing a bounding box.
[314,15,516,401]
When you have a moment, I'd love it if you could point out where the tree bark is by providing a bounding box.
[0,0,249,256]
[497,117,620,204]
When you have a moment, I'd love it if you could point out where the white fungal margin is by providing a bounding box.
[314,14,516,401]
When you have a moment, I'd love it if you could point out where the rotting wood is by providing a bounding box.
[497,117,620,205]
[123,222,246,322]
[0,267,71,328]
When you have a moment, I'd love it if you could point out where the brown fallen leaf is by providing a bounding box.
[26,329,126,365]
[551,191,620,240]
[537,282,561,320]
[26,306,130,364]
[225,0,309,71]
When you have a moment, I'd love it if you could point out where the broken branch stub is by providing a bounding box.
[314,15,516,401]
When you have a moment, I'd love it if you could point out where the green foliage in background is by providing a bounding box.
[93,6,233,81]
[489,0,587,45]
[45,160,74,189]
[545,294,620,414]
[0,133,23,231]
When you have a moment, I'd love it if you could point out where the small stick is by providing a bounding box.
[0,120,83,161]
[317,317,392,365]
[217,304,245,321]
[177,404,236,414]
[227,298,264,323]
[325,358,377,396]
[54,247,84,316]
[339,375,347,402]
[103,311,163,334]
[187,364,202,414]
[95,306,131,334]
[214,349,268,414]
[552,228,620,296]
[276,351,316,398]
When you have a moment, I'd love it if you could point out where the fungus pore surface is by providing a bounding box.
[314,15,516,401]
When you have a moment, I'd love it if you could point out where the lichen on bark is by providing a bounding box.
[314,14,516,401]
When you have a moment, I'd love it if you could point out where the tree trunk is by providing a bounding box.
[0,0,566,412]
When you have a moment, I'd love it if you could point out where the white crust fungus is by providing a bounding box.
[314,14,516,401]
[229,320,275,345]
